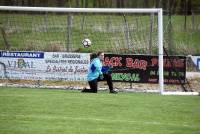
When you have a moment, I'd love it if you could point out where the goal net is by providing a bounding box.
[0,7,162,53]
[0,6,197,95]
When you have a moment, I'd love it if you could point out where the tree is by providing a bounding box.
[75,0,80,7]
[154,0,161,8]
[143,0,149,8]
[57,0,66,7]
[187,0,192,15]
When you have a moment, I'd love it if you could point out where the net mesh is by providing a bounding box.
[0,11,159,54]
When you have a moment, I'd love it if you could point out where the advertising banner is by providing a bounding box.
[44,52,89,81]
[0,51,186,84]
[104,54,186,84]
[191,56,200,70]
[0,51,90,81]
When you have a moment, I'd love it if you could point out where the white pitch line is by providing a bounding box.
[0,113,198,129]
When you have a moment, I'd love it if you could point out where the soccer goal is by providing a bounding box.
[0,6,198,95]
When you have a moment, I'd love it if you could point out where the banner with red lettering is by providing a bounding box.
[104,54,186,84]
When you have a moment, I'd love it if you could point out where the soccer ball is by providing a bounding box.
[82,38,91,48]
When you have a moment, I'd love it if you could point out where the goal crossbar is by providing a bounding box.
[0,6,161,13]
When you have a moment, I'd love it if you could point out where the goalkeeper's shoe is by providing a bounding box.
[110,90,118,94]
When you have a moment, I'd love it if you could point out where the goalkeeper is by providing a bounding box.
[81,52,117,93]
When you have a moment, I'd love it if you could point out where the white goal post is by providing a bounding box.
[0,6,198,95]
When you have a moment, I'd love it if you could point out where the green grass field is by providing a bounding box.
[0,87,199,134]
